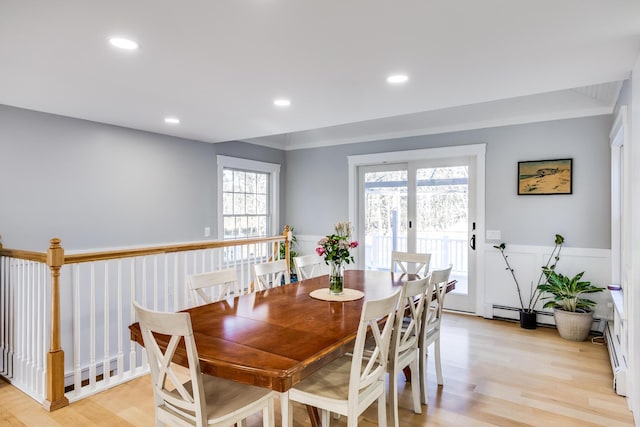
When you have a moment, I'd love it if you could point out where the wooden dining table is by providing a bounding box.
[129,269,455,427]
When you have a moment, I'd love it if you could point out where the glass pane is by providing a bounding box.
[237,216,248,238]
[258,216,267,236]
[234,170,245,192]
[247,216,258,237]
[234,193,245,214]
[223,193,234,214]
[364,169,407,271]
[224,217,236,239]
[246,194,257,214]
[256,194,267,214]
[416,165,468,293]
[246,173,256,193]
[257,174,267,193]
[223,169,234,192]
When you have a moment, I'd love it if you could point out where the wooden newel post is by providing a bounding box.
[283,225,291,276]
[43,238,69,411]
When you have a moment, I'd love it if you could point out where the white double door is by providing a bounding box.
[356,153,479,313]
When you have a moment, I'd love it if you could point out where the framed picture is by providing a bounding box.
[517,158,572,195]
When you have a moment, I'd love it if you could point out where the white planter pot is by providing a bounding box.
[553,308,593,341]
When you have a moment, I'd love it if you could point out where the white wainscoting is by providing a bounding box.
[295,235,323,261]
[483,242,612,329]
[297,237,612,330]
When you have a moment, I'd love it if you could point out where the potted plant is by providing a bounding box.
[537,270,604,341]
[279,225,298,280]
[494,234,564,329]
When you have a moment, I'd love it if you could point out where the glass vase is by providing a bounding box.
[329,261,344,295]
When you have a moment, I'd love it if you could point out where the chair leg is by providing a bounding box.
[435,338,443,385]
[281,392,293,427]
[320,409,331,427]
[410,357,422,414]
[390,367,399,427]
[377,388,387,427]
[420,345,429,405]
[263,397,275,427]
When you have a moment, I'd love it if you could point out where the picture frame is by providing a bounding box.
[517,158,572,195]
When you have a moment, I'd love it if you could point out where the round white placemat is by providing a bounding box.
[309,288,364,302]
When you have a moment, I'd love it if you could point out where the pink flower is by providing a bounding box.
[349,241,359,248]
[316,247,326,256]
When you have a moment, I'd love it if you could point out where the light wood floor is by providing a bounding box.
[0,313,634,426]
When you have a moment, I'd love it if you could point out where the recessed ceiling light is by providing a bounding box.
[164,117,180,124]
[109,37,139,50]
[386,74,409,84]
[273,99,291,107]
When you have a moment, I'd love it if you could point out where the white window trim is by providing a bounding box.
[217,155,280,239]
[610,105,628,289]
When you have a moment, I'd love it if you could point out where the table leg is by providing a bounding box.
[306,405,320,427]
[403,366,412,383]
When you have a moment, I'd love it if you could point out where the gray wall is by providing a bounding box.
[1,103,612,251]
[0,105,285,251]
[285,115,612,249]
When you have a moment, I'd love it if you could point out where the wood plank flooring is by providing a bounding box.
[0,313,634,426]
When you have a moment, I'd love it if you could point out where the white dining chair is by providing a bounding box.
[187,267,239,305]
[388,276,429,427]
[132,302,275,427]
[419,264,453,406]
[390,251,431,276]
[286,289,402,427]
[293,253,325,280]
[253,259,290,291]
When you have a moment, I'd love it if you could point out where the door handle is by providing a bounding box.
[469,234,476,251]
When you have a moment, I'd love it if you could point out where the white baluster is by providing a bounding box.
[153,256,158,311]
[35,262,45,398]
[73,264,82,397]
[89,263,96,390]
[103,260,110,386]
[117,260,124,380]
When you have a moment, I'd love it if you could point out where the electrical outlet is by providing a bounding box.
[204,227,211,237]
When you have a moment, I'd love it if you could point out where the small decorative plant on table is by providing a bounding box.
[537,270,604,341]
[493,234,564,329]
[316,221,359,295]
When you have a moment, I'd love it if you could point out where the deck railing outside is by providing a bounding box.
[365,233,468,273]
[0,228,291,410]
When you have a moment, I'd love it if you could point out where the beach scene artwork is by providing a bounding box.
[518,159,572,195]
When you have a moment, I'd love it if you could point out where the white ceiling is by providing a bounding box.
[1,1,639,150]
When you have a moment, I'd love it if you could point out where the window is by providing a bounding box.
[217,156,280,239]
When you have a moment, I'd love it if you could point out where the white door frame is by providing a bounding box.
[348,143,486,316]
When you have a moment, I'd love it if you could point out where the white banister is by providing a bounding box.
[0,232,290,406]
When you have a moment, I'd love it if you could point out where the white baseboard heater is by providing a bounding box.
[486,304,605,333]
[604,320,627,396]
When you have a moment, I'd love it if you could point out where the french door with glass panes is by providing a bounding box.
[358,156,476,312]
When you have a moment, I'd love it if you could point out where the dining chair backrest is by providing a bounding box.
[423,264,453,331]
[391,251,431,276]
[419,264,453,406]
[253,259,290,291]
[133,302,207,426]
[392,276,429,362]
[293,253,325,280]
[389,276,429,426]
[349,289,402,403]
[187,267,239,305]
